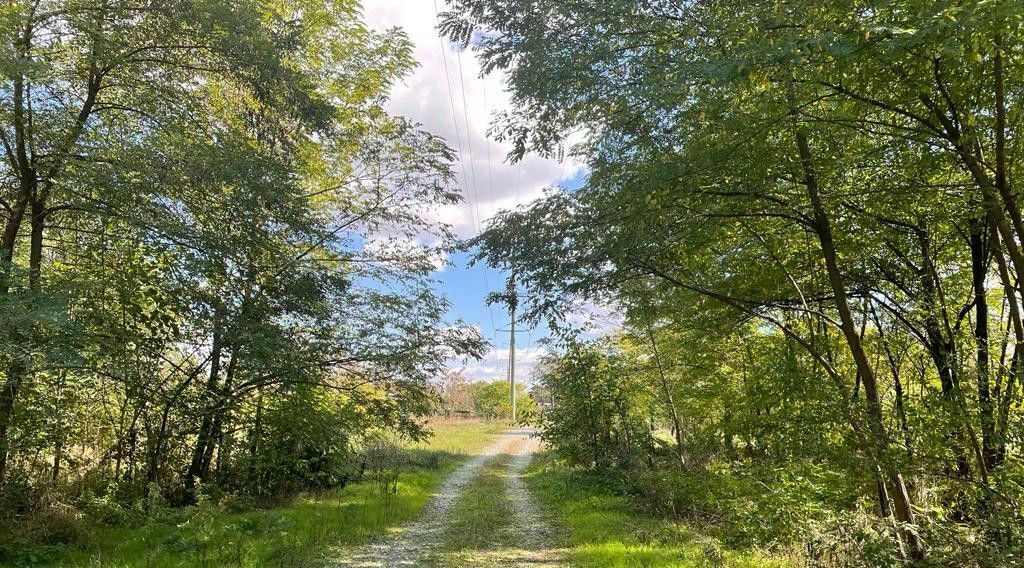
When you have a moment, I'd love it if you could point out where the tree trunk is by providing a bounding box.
[0,185,33,487]
[0,192,30,293]
[645,324,685,467]
[187,321,223,487]
[793,124,925,561]
[969,219,996,468]
[51,371,67,482]
[247,389,264,490]
[28,197,44,291]
[918,229,975,485]
[0,363,23,488]
[212,347,238,481]
[871,304,913,457]
[992,233,1023,467]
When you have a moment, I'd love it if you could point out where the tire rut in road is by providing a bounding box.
[331,429,560,568]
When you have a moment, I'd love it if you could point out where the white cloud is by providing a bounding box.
[362,2,589,380]
[564,299,625,338]
[453,346,549,384]
[363,233,449,272]
[362,1,584,239]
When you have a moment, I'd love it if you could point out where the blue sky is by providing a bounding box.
[363,2,592,383]
[433,170,588,383]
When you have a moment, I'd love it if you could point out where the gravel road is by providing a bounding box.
[332,429,561,567]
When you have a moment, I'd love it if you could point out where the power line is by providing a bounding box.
[456,49,484,226]
[481,80,498,221]
[432,0,477,235]
[433,0,497,341]
[478,68,504,342]
[455,48,501,338]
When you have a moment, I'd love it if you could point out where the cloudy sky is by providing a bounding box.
[362,1,587,384]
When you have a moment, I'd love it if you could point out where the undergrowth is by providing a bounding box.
[0,419,507,567]
[525,455,796,568]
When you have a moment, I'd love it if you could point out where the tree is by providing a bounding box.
[442,0,1024,562]
[437,370,473,417]
[470,380,537,421]
[0,0,483,519]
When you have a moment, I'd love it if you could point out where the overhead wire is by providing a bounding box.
[433,0,499,352]
[432,0,478,234]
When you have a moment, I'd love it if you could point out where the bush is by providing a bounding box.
[535,342,656,470]
[0,473,45,517]
[23,504,91,545]
[620,461,913,566]
[404,448,446,471]
[219,492,258,514]
[798,509,901,568]
[81,492,130,526]
[0,502,93,566]
[627,468,737,525]
[361,435,403,496]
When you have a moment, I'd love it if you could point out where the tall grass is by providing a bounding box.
[525,456,794,568]
[5,420,507,568]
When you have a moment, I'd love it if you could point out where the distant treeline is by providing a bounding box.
[435,372,537,421]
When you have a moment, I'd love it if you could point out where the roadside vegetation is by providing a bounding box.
[0,0,485,565]
[527,457,793,568]
[3,420,506,567]
[444,1,1024,565]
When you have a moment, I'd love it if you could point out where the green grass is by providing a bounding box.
[12,419,507,568]
[439,454,516,552]
[410,418,509,456]
[525,456,794,568]
[46,470,444,568]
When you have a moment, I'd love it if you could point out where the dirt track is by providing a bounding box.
[332,429,561,567]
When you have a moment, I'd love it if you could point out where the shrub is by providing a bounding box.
[219,492,258,514]
[0,502,93,566]
[23,504,91,545]
[619,461,916,566]
[81,492,130,526]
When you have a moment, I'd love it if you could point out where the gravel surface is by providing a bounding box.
[499,433,563,567]
[332,429,561,567]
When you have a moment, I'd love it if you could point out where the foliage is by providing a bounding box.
[534,341,655,470]
[3,420,503,567]
[0,0,484,560]
[526,456,793,568]
[468,379,538,422]
[435,371,539,422]
[444,0,1024,564]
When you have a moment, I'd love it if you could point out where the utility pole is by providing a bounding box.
[507,273,517,423]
